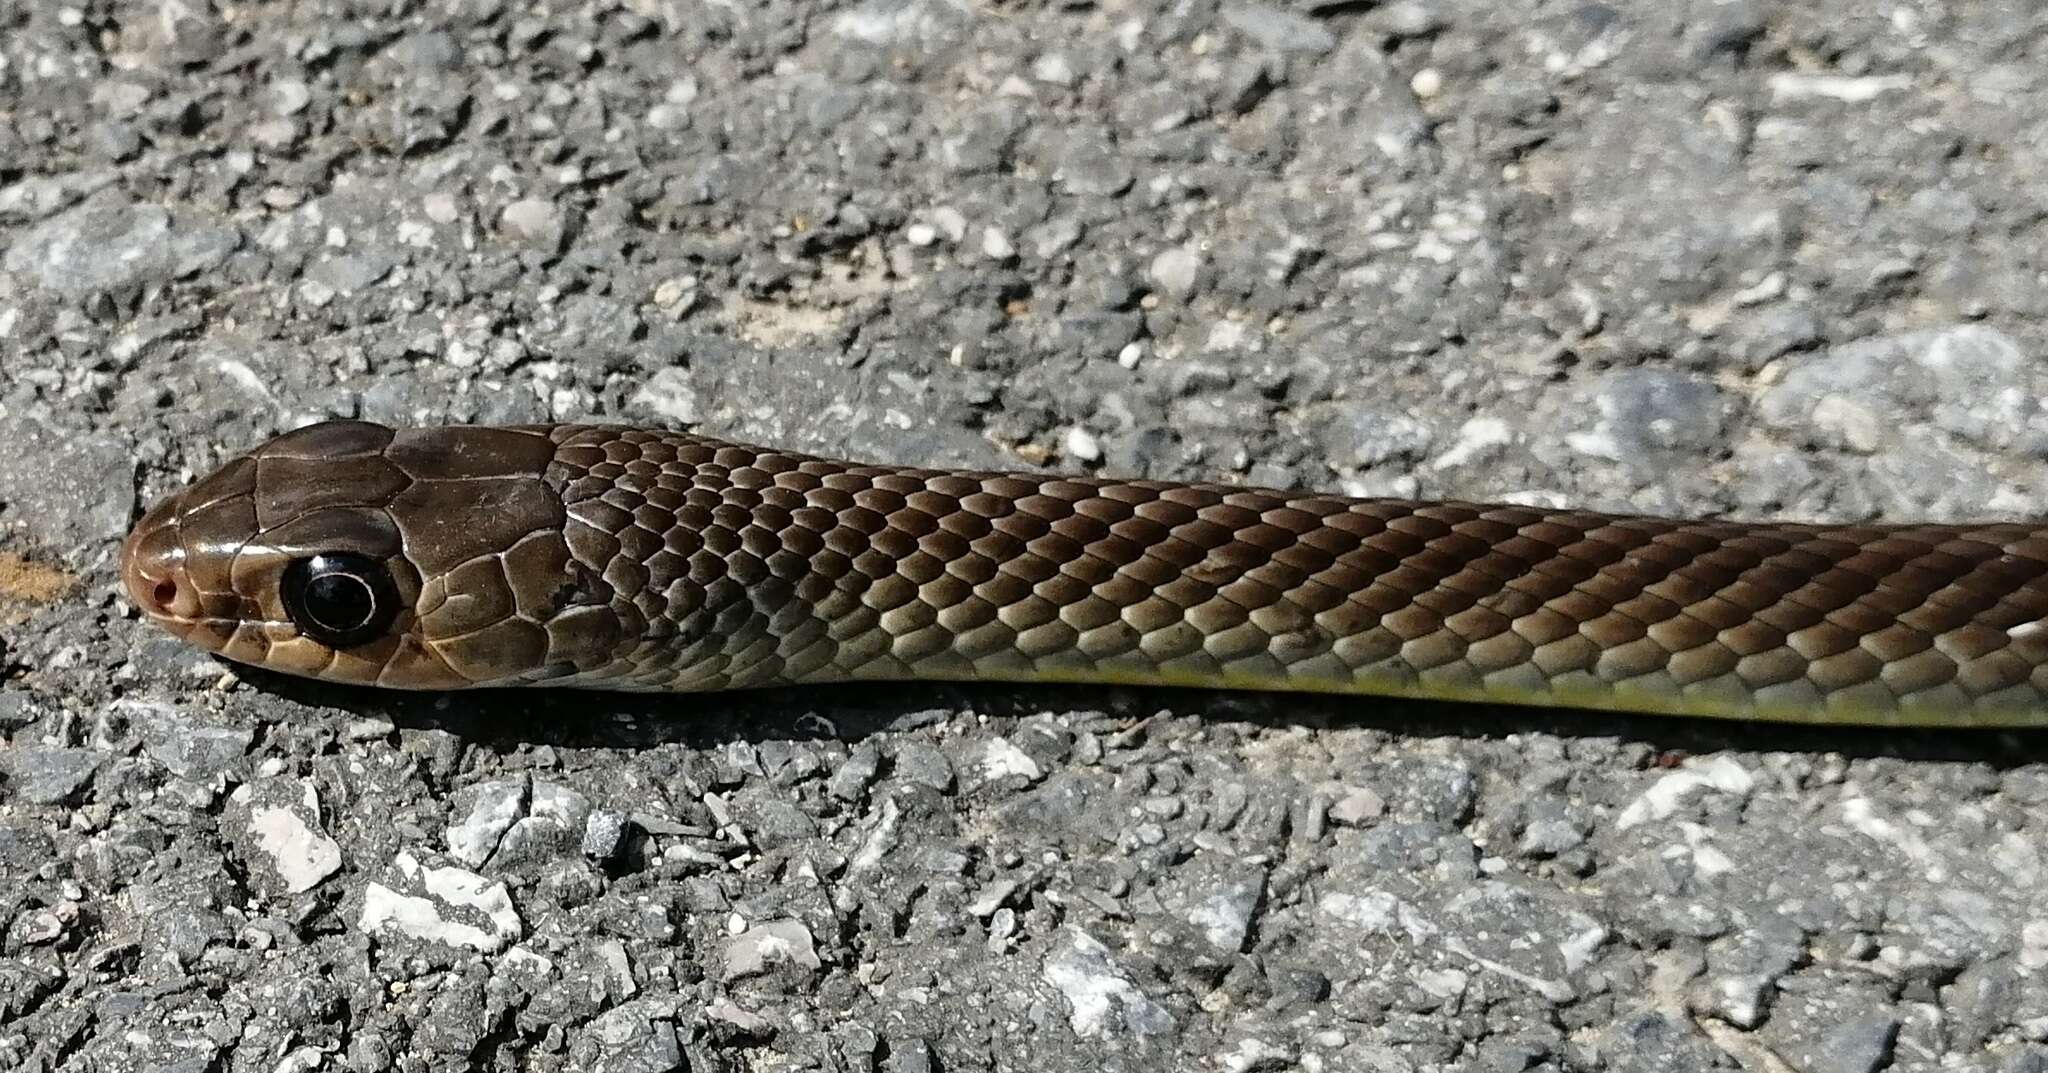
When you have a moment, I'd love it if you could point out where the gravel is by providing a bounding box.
[4,1,2048,1070]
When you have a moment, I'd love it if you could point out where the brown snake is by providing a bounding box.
[118,420,2048,726]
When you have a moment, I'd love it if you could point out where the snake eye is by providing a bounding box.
[281,553,400,648]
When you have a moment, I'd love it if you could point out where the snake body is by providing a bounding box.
[119,420,2048,726]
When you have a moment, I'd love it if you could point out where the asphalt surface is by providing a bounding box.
[4,1,2048,1071]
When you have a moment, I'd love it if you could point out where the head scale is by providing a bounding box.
[120,420,568,689]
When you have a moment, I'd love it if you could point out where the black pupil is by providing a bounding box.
[283,553,396,649]
[304,571,375,630]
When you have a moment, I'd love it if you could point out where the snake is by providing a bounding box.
[117,419,2048,727]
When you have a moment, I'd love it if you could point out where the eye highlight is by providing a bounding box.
[281,553,400,648]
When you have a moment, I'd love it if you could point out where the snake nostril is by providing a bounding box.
[150,578,179,614]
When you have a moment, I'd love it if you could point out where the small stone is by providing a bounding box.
[1517,801,1588,858]
[1767,72,1910,103]
[1063,427,1102,462]
[968,878,1022,918]
[0,692,36,730]
[829,743,882,802]
[271,79,311,115]
[723,918,822,981]
[980,737,1046,784]
[446,779,528,867]
[388,30,463,71]
[1042,928,1175,1037]
[1880,892,2005,984]
[347,1031,394,1072]
[706,999,773,1035]
[1218,1037,1293,1073]
[1179,870,1266,953]
[652,277,695,309]
[905,222,938,246]
[2,198,239,297]
[1920,323,2023,398]
[1221,3,1336,53]
[1431,880,1605,1003]
[1595,1012,1727,1069]
[248,119,299,148]
[1757,324,2030,458]
[497,783,591,863]
[5,747,101,806]
[1328,787,1386,826]
[1703,913,1802,1032]
[1795,1014,1901,1073]
[422,192,460,224]
[597,939,636,997]
[730,792,818,848]
[583,809,628,861]
[1150,246,1202,299]
[96,81,150,112]
[344,716,395,741]
[1029,217,1084,258]
[629,367,700,425]
[981,227,1015,260]
[889,1038,937,1073]
[247,794,344,894]
[1809,395,1886,453]
[646,101,687,129]
[500,197,565,248]
[304,251,396,295]
[1371,1,1446,36]
[893,741,954,792]
[228,777,344,895]
[1411,68,1444,98]
[574,1002,684,1073]
[16,902,78,945]
[1618,757,1754,830]
[1376,756,1478,824]
[298,279,337,308]
[0,416,137,551]
[136,705,253,783]
[1116,342,1144,369]
[1053,130,1133,197]
[1903,188,1980,237]
[931,206,967,243]
[1431,416,1513,470]
[360,856,522,952]
[1032,52,1077,86]
[1588,369,1731,454]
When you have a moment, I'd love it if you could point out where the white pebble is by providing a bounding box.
[1032,52,1076,86]
[1063,427,1102,462]
[1411,68,1443,98]
[653,277,697,308]
[499,198,560,242]
[932,206,968,243]
[981,227,1015,260]
[1149,246,1202,298]
[905,222,938,247]
[272,79,311,116]
[422,192,460,224]
[1116,342,1144,369]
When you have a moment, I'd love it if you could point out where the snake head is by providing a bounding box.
[120,419,567,689]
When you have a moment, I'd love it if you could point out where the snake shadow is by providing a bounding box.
[234,664,2048,767]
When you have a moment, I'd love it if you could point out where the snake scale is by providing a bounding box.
[118,420,2048,727]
